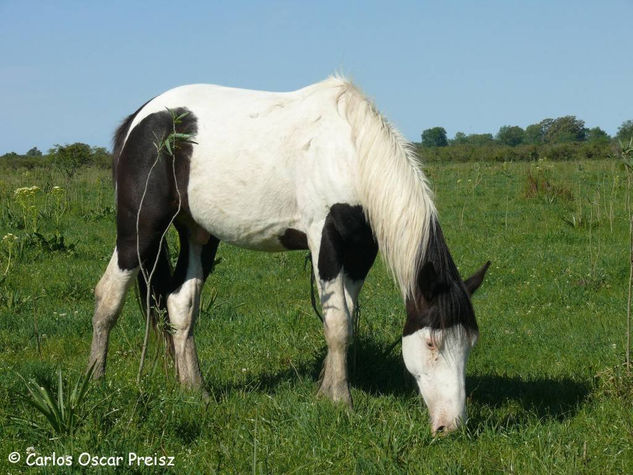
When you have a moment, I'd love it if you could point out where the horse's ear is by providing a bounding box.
[464,261,491,295]
[418,262,441,301]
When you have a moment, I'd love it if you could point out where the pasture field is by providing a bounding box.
[0,159,632,473]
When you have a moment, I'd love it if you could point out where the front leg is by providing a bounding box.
[309,204,378,407]
[317,271,353,407]
[311,209,355,407]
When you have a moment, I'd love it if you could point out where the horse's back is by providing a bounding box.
[120,79,358,250]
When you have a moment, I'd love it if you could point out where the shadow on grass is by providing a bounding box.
[204,335,590,426]
[351,337,590,423]
[466,374,590,422]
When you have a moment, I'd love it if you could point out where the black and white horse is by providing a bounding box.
[89,77,489,434]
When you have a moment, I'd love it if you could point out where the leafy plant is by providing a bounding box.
[0,288,32,312]
[49,185,67,231]
[524,163,573,204]
[14,186,41,233]
[32,232,75,253]
[13,364,97,437]
[2,233,18,275]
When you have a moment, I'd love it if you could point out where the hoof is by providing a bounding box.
[317,380,353,409]
[88,358,105,380]
[200,387,210,401]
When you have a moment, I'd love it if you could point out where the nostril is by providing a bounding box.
[435,425,446,433]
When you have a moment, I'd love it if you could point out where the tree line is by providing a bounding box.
[417,118,632,162]
[420,118,632,147]
[0,143,111,175]
[2,119,632,168]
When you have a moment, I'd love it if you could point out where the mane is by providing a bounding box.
[332,76,437,298]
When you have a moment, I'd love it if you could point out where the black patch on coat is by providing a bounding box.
[317,204,378,282]
[136,239,173,321]
[169,225,220,291]
[115,107,198,270]
[279,228,309,250]
[403,219,479,336]
[201,235,221,280]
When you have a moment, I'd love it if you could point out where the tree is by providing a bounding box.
[496,125,525,146]
[525,119,553,144]
[452,132,467,145]
[421,127,448,147]
[586,127,610,143]
[91,146,111,168]
[26,147,42,157]
[617,120,633,143]
[49,142,93,178]
[544,116,586,143]
[464,133,494,146]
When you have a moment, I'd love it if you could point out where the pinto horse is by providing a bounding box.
[89,77,489,433]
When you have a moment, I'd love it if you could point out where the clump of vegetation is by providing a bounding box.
[593,364,633,402]
[13,364,97,438]
[524,163,573,203]
[14,186,41,233]
[1,232,18,275]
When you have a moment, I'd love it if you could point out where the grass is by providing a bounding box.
[0,159,632,472]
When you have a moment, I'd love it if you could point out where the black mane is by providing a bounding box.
[403,219,478,336]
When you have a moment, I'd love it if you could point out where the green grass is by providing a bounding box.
[1,160,632,472]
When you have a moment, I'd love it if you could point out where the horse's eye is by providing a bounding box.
[426,340,435,350]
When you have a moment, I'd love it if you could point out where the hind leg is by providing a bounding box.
[89,249,137,378]
[167,228,219,391]
[90,178,179,378]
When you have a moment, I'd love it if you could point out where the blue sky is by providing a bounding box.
[1,0,632,154]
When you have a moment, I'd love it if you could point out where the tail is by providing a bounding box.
[334,77,437,298]
[111,97,154,180]
[136,240,174,356]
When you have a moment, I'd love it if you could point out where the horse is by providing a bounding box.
[88,76,489,434]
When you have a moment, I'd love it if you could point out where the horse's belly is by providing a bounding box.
[186,155,302,251]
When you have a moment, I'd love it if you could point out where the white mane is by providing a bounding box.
[331,77,437,298]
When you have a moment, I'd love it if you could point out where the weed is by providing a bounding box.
[12,364,97,438]
[524,164,573,203]
[2,232,18,275]
[593,364,633,402]
[49,185,67,232]
[0,288,32,312]
[200,287,218,317]
[83,204,114,221]
[14,185,41,233]
[31,232,76,253]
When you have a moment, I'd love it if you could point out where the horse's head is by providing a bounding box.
[403,260,489,434]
